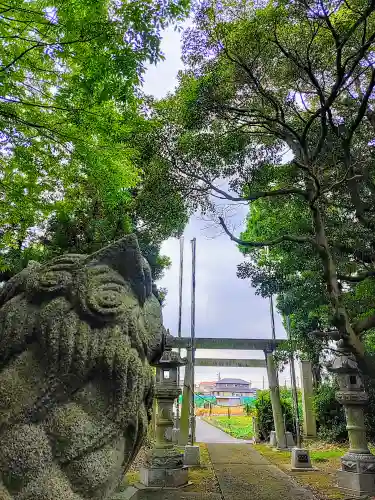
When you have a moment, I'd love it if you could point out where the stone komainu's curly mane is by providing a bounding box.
[0,235,165,500]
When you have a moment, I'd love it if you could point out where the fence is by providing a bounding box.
[196,406,246,417]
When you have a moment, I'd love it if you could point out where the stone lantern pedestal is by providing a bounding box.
[140,346,188,488]
[329,340,375,497]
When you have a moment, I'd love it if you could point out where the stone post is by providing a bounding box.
[265,350,287,449]
[141,347,188,488]
[329,340,375,497]
[252,416,261,444]
[178,346,192,446]
[300,360,317,438]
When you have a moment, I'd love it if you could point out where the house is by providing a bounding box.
[197,381,216,394]
[212,378,254,397]
[211,378,257,406]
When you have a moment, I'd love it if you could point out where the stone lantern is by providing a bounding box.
[140,344,188,488]
[329,339,375,497]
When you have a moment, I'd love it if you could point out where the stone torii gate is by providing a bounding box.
[169,337,316,446]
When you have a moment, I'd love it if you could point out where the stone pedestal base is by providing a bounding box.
[337,470,375,497]
[285,431,295,448]
[184,445,200,466]
[140,446,188,489]
[145,448,184,469]
[337,451,375,496]
[291,448,316,471]
[269,431,277,447]
[140,466,188,488]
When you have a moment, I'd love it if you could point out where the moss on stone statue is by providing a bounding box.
[0,235,165,500]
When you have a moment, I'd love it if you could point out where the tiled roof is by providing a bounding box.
[214,387,255,394]
[215,378,249,385]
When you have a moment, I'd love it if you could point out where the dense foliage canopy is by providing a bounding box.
[0,0,190,283]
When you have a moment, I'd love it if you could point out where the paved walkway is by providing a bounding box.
[137,420,316,500]
[196,418,315,500]
[206,443,316,500]
[195,417,252,443]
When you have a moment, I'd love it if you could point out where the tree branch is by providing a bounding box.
[347,68,375,142]
[0,32,107,73]
[218,216,320,249]
[338,270,375,282]
[166,145,308,202]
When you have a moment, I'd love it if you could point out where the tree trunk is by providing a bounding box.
[309,202,370,372]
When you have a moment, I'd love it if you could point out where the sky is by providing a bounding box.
[142,25,298,389]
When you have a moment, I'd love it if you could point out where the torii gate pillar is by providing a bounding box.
[265,350,287,449]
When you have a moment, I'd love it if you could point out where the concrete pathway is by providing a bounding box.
[137,420,315,500]
[207,443,316,500]
[195,417,252,443]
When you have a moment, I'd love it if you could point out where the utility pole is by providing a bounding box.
[190,238,196,445]
[286,315,301,448]
[270,294,276,343]
[176,236,184,423]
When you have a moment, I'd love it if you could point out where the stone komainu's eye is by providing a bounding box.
[27,255,85,297]
[38,270,72,293]
[77,266,138,319]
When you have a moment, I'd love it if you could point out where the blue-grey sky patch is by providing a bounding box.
[142,23,296,389]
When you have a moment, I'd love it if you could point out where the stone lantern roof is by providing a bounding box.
[152,330,187,368]
[328,340,358,374]
[154,346,187,368]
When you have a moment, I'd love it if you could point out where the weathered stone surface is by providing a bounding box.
[337,469,375,497]
[266,352,287,449]
[0,235,165,499]
[291,448,314,471]
[300,361,317,438]
[286,432,295,448]
[184,445,200,466]
[195,358,266,368]
[269,431,277,447]
[172,427,180,443]
[329,340,375,496]
[170,337,282,350]
[139,466,188,488]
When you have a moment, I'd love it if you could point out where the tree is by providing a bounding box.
[238,191,375,381]
[150,0,375,374]
[0,0,190,272]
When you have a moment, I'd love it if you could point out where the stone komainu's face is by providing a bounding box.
[0,235,165,500]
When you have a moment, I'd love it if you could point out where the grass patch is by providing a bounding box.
[203,415,253,439]
[125,470,140,486]
[198,441,211,466]
[185,443,221,494]
[255,444,347,500]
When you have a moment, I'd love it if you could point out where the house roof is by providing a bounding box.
[215,378,249,385]
[199,381,216,385]
[214,387,255,394]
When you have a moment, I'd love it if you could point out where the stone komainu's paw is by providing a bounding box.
[0,235,165,499]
